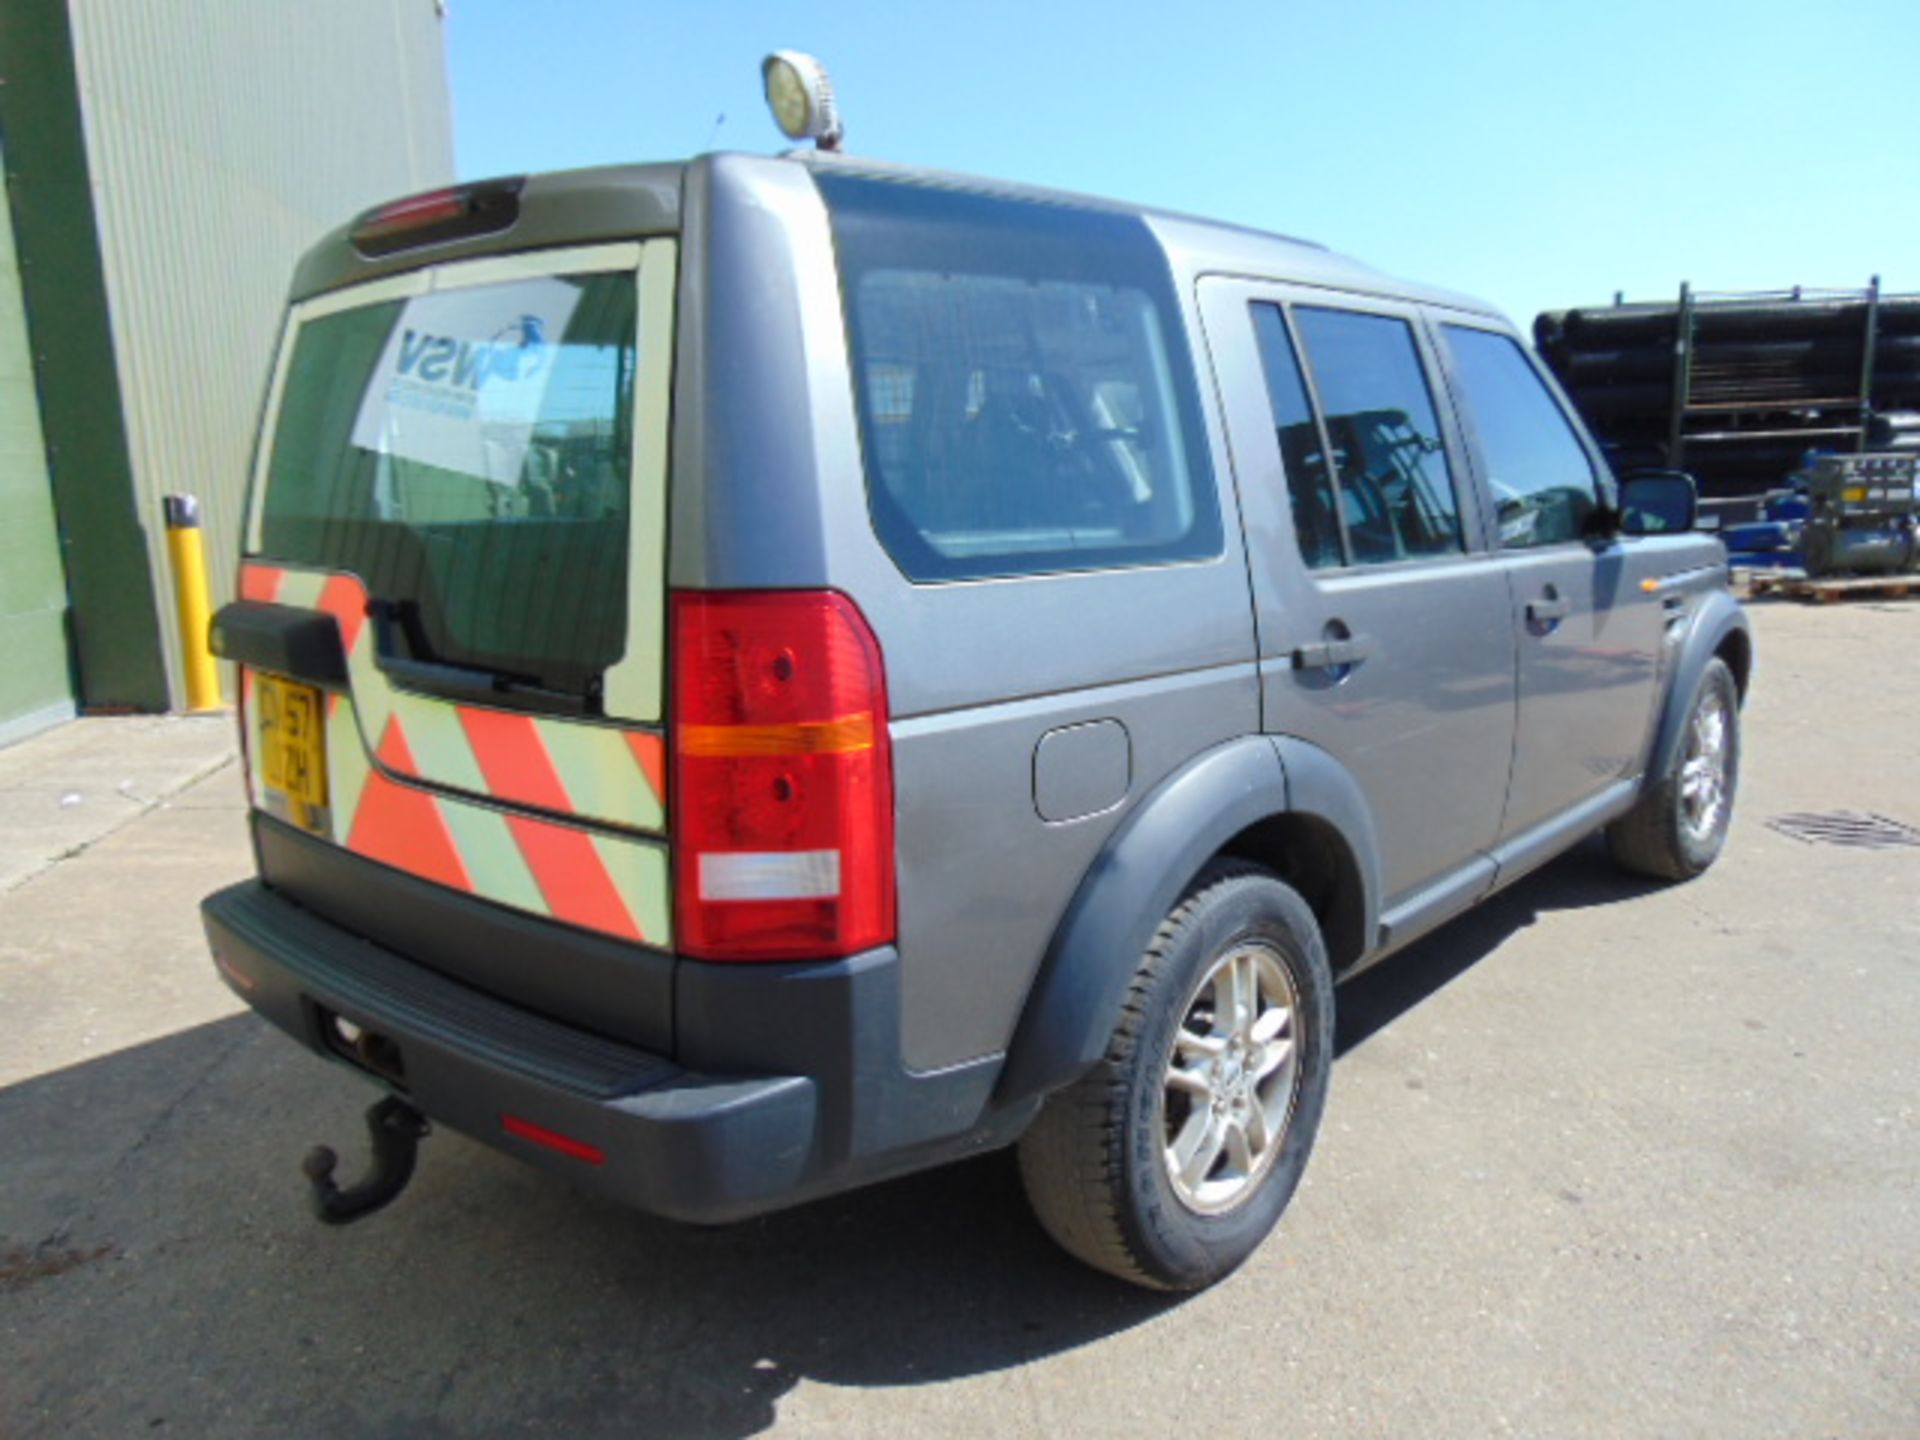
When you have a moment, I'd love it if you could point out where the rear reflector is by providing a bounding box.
[211,947,256,992]
[350,177,525,257]
[671,590,895,961]
[699,849,841,901]
[501,1114,605,1166]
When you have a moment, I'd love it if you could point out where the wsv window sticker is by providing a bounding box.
[349,277,586,487]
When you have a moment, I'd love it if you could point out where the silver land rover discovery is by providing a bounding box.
[204,61,1750,1291]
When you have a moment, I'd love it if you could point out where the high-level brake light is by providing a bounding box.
[349,177,525,257]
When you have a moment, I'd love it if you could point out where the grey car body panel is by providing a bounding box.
[1423,313,1674,843]
[1490,541,1664,837]
[668,155,848,590]
[676,155,1264,1070]
[1141,209,1498,322]
[1194,276,1519,909]
[891,662,1258,1069]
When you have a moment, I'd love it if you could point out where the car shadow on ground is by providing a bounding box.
[1335,835,1663,1057]
[4,838,1662,1439]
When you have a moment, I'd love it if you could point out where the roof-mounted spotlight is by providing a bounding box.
[762,50,843,152]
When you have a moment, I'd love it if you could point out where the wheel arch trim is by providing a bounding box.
[994,734,1381,1107]
[1650,590,1751,780]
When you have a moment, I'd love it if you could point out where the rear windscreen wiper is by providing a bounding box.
[369,599,591,717]
[375,652,591,717]
[372,656,583,718]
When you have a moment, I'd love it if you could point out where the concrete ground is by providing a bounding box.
[2,601,1916,1439]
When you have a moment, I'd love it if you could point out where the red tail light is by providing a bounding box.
[671,590,895,962]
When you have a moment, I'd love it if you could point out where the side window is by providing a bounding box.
[1292,307,1464,564]
[849,273,1205,574]
[1251,304,1342,570]
[1441,325,1599,549]
[820,173,1222,582]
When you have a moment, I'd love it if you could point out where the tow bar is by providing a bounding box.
[301,1096,430,1225]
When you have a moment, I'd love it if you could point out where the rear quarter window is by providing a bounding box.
[817,173,1222,582]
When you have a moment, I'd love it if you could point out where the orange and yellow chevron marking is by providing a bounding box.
[236,560,672,946]
[348,719,474,894]
[316,573,369,656]
[240,564,285,603]
[625,731,667,803]
[237,563,664,832]
[455,706,647,940]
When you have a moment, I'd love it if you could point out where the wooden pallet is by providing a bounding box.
[1746,570,1920,603]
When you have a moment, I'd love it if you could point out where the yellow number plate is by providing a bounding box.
[258,673,328,823]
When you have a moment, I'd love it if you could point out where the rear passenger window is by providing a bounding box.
[1292,307,1463,564]
[819,173,1222,582]
[1441,325,1599,549]
[1251,305,1342,570]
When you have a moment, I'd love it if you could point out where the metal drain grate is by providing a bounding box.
[1765,811,1920,849]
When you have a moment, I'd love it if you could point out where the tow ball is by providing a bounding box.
[301,1096,430,1225]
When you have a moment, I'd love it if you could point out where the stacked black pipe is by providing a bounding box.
[1868,410,1920,452]
[1535,292,1920,502]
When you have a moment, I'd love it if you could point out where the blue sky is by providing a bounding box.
[446,0,1918,329]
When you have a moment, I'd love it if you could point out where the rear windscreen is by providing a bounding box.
[818,173,1221,582]
[259,269,637,701]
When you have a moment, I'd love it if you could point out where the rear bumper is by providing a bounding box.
[203,880,1011,1223]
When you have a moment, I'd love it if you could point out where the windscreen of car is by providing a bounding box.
[258,268,638,703]
[817,172,1222,582]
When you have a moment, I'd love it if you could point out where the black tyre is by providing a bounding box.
[1017,861,1334,1291]
[1608,657,1740,881]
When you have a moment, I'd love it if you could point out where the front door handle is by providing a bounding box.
[1294,635,1371,670]
[1526,593,1571,624]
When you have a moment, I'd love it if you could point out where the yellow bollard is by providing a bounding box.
[163,494,224,712]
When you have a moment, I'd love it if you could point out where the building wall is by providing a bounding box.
[0,0,169,714]
[0,134,76,745]
[66,0,455,705]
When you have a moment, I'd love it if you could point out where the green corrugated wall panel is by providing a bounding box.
[66,0,455,707]
[0,128,76,737]
[0,0,168,712]
[0,614,74,735]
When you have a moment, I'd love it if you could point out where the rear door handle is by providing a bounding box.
[1293,636,1371,670]
[1526,594,1571,624]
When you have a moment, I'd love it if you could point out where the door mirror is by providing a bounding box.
[1617,469,1698,535]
